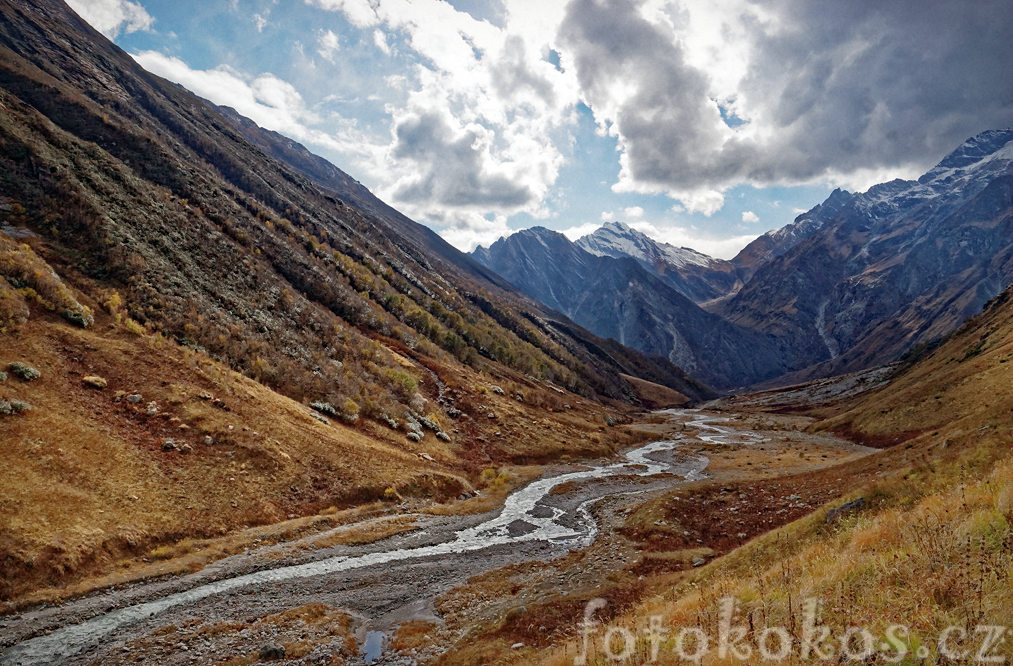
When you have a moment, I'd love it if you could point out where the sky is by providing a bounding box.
[67,0,1013,258]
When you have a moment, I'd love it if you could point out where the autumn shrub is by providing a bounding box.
[0,236,91,326]
[0,278,29,331]
[340,397,359,423]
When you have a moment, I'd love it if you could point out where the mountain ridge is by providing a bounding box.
[474,129,1013,389]
[471,226,785,389]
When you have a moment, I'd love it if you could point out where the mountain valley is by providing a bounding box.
[0,1,1010,664]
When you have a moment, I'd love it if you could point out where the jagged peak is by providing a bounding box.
[932,129,1013,171]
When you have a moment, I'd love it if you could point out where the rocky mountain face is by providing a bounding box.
[475,130,1013,390]
[718,129,1013,382]
[727,188,855,289]
[471,228,785,389]
[575,221,741,303]
[0,0,713,410]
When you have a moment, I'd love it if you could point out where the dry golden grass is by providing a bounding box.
[392,619,441,652]
[438,291,1013,665]
[0,301,637,604]
[307,514,418,549]
[619,373,690,408]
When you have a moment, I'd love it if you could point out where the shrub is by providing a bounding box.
[340,397,360,423]
[0,371,6,382]
[7,362,40,381]
[310,401,338,417]
[0,399,32,415]
[123,318,146,335]
[418,413,441,432]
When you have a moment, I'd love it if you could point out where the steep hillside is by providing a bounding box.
[720,130,1013,382]
[0,0,713,601]
[725,187,855,291]
[0,0,706,410]
[471,227,785,389]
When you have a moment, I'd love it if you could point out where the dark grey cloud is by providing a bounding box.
[558,0,1013,201]
[390,111,534,208]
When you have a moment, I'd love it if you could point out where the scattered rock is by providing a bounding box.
[197,391,213,401]
[446,407,461,418]
[564,403,572,410]
[146,401,158,416]
[161,439,177,452]
[491,385,505,395]
[691,557,706,567]
[826,497,866,524]
[82,375,108,389]
[487,412,496,419]
[126,393,143,403]
[179,443,193,454]
[7,362,40,381]
[204,436,214,445]
[511,642,525,650]
[59,308,93,328]
[259,644,286,660]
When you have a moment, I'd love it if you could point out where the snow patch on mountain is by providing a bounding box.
[576,221,716,269]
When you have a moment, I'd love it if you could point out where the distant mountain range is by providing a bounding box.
[473,129,1013,389]
[471,227,785,389]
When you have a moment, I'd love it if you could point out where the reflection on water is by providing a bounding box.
[361,630,386,663]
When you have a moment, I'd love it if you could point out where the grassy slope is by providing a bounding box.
[0,0,706,605]
[451,288,1013,664]
[0,304,638,604]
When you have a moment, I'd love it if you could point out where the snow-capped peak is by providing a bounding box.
[576,221,715,269]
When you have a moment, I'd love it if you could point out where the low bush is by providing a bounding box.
[7,362,40,381]
[309,401,337,417]
[0,399,32,415]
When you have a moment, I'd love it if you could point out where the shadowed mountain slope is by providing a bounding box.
[472,227,785,390]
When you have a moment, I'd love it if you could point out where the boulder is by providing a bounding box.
[259,644,286,660]
[826,497,866,524]
[82,375,108,389]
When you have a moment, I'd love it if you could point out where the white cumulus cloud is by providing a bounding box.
[318,29,340,61]
[66,0,153,39]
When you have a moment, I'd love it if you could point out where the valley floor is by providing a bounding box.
[0,409,874,665]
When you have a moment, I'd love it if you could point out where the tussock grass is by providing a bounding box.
[531,441,1011,665]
